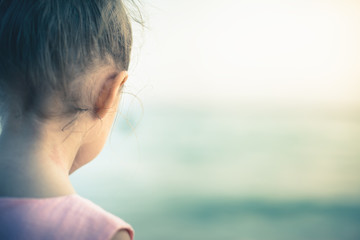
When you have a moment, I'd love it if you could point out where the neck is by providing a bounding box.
[0,118,78,198]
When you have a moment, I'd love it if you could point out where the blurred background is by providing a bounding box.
[70,0,360,239]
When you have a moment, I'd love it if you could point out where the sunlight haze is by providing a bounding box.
[131,0,360,106]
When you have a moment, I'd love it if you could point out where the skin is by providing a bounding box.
[0,68,129,240]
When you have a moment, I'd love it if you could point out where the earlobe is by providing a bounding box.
[95,71,128,119]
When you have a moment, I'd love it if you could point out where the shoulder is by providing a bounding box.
[0,195,134,240]
[111,230,131,240]
[67,196,134,239]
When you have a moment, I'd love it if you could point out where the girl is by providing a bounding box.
[0,0,138,239]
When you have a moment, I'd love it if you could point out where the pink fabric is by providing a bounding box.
[0,194,134,240]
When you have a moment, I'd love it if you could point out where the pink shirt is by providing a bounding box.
[0,194,134,240]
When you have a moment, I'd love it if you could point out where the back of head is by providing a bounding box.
[0,0,135,125]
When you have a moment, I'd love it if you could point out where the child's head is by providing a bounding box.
[0,0,133,125]
[0,0,141,174]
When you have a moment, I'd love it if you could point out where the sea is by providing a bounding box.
[70,102,360,240]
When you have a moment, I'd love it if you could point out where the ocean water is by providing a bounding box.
[70,103,360,240]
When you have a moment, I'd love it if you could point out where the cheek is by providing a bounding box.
[70,125,110,173]
[69,111,117,174]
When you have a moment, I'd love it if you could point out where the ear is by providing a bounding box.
[95,71,128,119]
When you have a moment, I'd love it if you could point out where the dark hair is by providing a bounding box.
[0,0,139,123]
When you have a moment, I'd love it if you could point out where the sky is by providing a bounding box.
[128,0,360,106]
